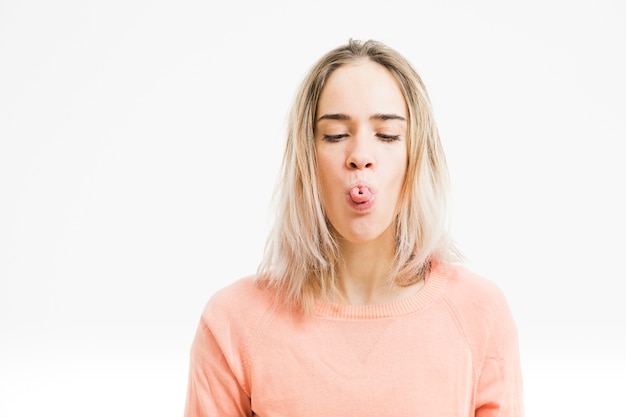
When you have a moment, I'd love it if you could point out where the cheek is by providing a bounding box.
[388,161,408,202]
[387,150,408,179]
[316,150,341,182]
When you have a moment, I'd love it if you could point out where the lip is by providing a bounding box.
[345,181,377,211]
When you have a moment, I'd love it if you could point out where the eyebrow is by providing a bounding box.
[316,113,406,122]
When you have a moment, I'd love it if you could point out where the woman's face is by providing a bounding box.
[315,60,408,244]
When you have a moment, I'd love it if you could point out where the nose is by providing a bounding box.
[346,136,375,170]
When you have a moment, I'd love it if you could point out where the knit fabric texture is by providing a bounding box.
[184,263,524,416]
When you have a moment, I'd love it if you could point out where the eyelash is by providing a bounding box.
[322,134,347,142]
[377,133,401,142]
[322,134,400,143]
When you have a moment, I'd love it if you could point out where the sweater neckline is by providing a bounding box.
[313,263,449,319]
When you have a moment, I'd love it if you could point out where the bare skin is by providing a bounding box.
[315,59,423,305]
[334,225,425,305]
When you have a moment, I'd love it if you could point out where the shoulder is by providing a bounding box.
[202,275,274,322]
[188,276,276,401]
[198,275,278,343]
[437,263,519,345]
[439,263,512,316]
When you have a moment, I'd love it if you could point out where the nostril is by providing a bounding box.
[350,162,358,168]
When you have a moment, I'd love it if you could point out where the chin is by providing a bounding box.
[334,219,396,246]
[337,228,389,245]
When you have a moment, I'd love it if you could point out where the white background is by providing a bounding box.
[1,0,625,415]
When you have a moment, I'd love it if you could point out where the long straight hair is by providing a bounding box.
[257,39,460,312]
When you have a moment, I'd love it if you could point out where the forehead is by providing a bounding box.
[316,60,407,118]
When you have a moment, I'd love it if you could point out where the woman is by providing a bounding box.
[184,39,524,416]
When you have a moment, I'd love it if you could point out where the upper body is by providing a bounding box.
[184,39,524,416]
[184,262,524,416]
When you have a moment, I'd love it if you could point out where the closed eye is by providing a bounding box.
[377,133,401,142]
[323,134,348,142]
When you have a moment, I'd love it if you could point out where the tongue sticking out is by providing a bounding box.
[350,186,372,203]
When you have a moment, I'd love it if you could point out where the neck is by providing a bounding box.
[334,226,422,305]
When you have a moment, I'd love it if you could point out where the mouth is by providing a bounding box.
[346,181,376,211]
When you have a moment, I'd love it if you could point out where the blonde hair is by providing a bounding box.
[257,39,460,312]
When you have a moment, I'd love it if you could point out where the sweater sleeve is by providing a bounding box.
[474,291,525,417]
[183,314,252,417]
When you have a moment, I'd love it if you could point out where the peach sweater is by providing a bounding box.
[184,263,524,416]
